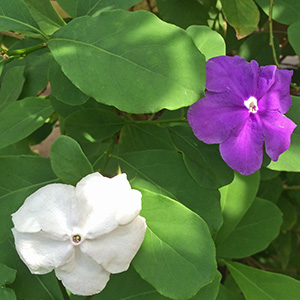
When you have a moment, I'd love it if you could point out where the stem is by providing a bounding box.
[283,184,300,191]
[85,296,93,300]
[5,42,47,57]
[269,0,281,68]
[57,280,70,300]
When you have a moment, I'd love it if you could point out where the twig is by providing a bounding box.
[269,0,281,68]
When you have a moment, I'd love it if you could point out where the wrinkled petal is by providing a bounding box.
[255,65,276,100]
[55,248,110,296]
[12,229,74,274]
[74,173,142,239]
[80,216,146,274]
[258,68,293,114]
[220,116,264,175]
[261,111,297,161]
[188,91,249,144]
[206,56,259,100]
[12,184,75,238]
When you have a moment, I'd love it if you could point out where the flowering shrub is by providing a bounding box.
[0,1,300,300]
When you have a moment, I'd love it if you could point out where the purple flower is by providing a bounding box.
[187,56,297,175]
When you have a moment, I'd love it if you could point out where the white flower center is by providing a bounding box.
[71,234,83,246]
[244,96,258,113]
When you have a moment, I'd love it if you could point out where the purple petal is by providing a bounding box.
[188,91,249,144]
[219,116,264,175]
[261,111,296,161]
[206,56,259,101]
[257,68,293,114]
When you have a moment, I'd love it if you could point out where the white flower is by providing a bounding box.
[11,172,146,296]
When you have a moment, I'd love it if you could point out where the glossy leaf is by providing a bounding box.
[50,135,93,185]
[0,66,25,111]
[288,20,300,57]
[115,149,222,232]
[24,0,65,35]
[186,25,226,60]
[255,0,300,25]
[226,260,300,300]
[217,198,282,258]
[64,108,124,142]
[221,0,259,38]
[56,0,142,18]
[0,156,57,242]
[214,172,260,245]
[48,10,206,113]
[0,97,54,149]
[132,179,217,299]
[268,96,300,171]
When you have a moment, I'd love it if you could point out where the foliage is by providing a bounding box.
[0,0,300,299]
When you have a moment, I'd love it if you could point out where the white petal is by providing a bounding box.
[80,216,146,273]
[55,248,110,296]
[74,173,142,238]
[12,229,74,274]
[12,184,75,237]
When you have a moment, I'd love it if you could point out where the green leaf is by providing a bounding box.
[0,240,64,300]
[268,96,300,171]
[48,10,206,113]
[288,20,300,57]
[0,97,54,149]
[0,141,31,156]
[255,0,300,25]
[0,0,46,38]
[0,66,25,111]
[186,25,226,60]
[0,263,16,300]
[225,260,300,300]
[56,0,142,18]
[214,172,260,245]
[64,108,124,142]
[115,149,222,232]
[50,135,93,185]
[221,0,259,38]
[216,198,282,258]
[156,0,209,29]
[216,285,245,300]
[0,155,57,242]
[48,59,89,106]
[132,179,217,299]
[257,176,283,203]
[23,0,65,35]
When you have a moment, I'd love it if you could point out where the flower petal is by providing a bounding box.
[258,68,293,114]
[74,173,142,238]
[261,111,297,161]
[206,56,259,100]
[12,229,74,274]
[80,216,146,273]
[12,184,75,237]
[219,116,264,175]
[188,91,249,144]
[55,248,110,296]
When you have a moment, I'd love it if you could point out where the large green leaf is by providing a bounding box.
[50,136,93,185]
[214,172,260,245]
[56,0,142,18]
[0,263,16,300]
[0,0,46,38]
[156,0,209,29]
[268,96,300,171]
[115,149,222,232]
[288,20,300,57]
[217,198,282,258]
[186,25,226,61]
[0,66,25,111]
[132,179,217,299]
[24,0,65,35]
[0,156,57,242]
[216,285,245,300]
[48,10,206,113]
[225,260,300,300]
[0,97,54,149]
[64,108,124,142]
[255,0,300,25]
[0,240,64,300]
[221,0,259,38]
